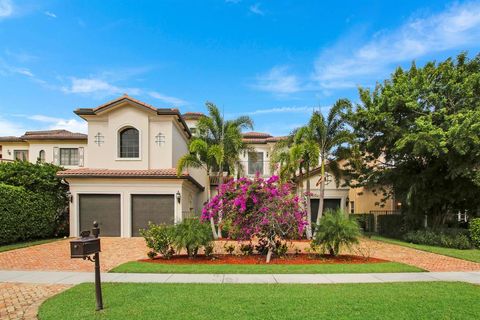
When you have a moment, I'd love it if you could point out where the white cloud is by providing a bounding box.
[249,3,264,15]
[248,106,326,115]
[314,1,480,89]
[0,0,13,19]
[28,115,87,133]
[44,11,57,18]
[61,77,140,97]
[253,66,301,95]
[148,91,186,106]
[0,116,26,136]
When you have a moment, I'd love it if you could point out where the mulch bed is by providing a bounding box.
[140,254,387,265]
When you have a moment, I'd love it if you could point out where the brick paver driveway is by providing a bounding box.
[0,283,71,320]
[0,237,148,272]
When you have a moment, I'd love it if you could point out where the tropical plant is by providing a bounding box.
[202,175,307,262]
[304,100,354,225]
[177,102,253,239]
[173,218,213,258]
[140,222,176,259]
[312,209,360,256]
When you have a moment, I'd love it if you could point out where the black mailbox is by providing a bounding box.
[70,236,101,258]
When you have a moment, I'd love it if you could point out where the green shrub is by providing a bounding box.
[0,184,57,244]
[402,229,473,249]
[469,218,480,248]
[239,243,254,256]
[140,222,176,259]
[224,243,236,255]
[0,162,69,237]
[312,209,361,256]
[173,218,212,258]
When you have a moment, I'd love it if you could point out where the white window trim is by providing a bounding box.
[116,125,142,161]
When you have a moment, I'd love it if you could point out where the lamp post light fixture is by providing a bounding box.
[155,132,166,146]
[176,190,181,203]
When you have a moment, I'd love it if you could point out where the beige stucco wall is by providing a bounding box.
[0,140,87,168]
[299,173,349,210]
[0,142,29,161]
[348,186,395,214]
[67,177,190,237]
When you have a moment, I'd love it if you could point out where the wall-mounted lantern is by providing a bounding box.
[176,190,181,203]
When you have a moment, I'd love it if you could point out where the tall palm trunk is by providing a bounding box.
[216,171,223,239]
[305,166,312,239]
[316,158,325,226]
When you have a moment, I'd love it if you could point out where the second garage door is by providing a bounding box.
[79,194,121,236]
[310,198,342,223]
[131,194,175,236]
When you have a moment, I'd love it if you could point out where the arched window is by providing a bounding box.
[119,127,139,158]
[38,150,46,163]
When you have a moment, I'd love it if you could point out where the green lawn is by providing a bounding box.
[39,282,480,320]
[0,238,62,253]
[372,235,480,263]
[110,261,423,274]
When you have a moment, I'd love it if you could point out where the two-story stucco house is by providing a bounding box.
[0,94,394,238]
[54,95,208,237]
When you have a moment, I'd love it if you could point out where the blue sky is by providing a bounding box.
[1,0,480,136]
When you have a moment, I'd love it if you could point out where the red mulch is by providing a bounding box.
[140,254,387,265]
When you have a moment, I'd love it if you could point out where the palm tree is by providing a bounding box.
[177,102,253,238]
[292,128,319,239]
[270,131,319,239]
[306,99,353,225]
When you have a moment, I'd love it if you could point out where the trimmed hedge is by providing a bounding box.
[469,218,480,248]
[0,184,58,245]
[402,229,474,249]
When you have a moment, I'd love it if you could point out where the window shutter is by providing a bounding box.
[78,147,84,167]
[53,147,59,165]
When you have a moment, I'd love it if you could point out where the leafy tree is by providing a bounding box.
[346,53,480,226]
[177,102,253,238]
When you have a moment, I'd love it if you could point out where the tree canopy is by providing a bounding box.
[346,53,480,226]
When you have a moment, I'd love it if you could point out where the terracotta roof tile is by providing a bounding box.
[182,112,205,120]
[57,168,204,190]
[242,132,272,138]
[0,130,87,142]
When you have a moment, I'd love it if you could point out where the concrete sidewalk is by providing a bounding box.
[1,270,480,285]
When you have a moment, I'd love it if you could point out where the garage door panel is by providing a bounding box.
[310,198,341,223]
[131,195,175,236]
[79,194,121,237]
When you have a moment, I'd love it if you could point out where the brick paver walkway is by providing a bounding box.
[0,237,147,272]
[353,238,480,272]
[0,237,479,273]
[0,283,70,320]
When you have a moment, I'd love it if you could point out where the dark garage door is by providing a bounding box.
[310,198,341,223]
[131,194,175,236]
[79,194,121,236]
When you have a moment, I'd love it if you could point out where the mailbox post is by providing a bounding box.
[70,221,103,311]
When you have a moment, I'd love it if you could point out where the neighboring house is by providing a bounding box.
[55,95,209,237]
[0,130,87,167]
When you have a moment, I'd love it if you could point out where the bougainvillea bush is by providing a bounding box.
[202,175,307,262]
